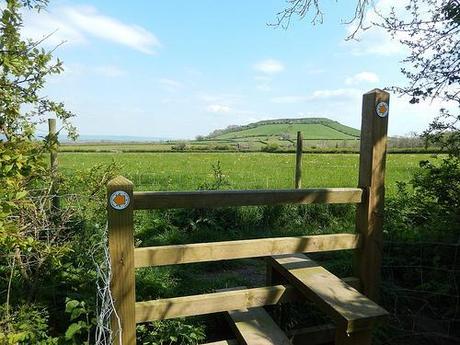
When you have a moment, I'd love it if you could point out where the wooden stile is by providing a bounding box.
[106,89,390,344]
[355,89,389,302]
[108,176,136,345]
[133,187,363,210]
[134,233,360,267]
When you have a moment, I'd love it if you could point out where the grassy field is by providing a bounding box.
[214,123,357,140]
[59,152,438,194]
[59,151,446,342]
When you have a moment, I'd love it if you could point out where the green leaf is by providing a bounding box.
[65,321,85,340]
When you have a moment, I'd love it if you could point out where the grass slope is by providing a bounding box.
[208,118,360,140]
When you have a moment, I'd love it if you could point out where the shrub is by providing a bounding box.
[172,143,187,151]
[261,143,280,152]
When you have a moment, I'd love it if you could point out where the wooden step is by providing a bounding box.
[227,307,291,345]
[268,254,388,334]
[201,340,238,345]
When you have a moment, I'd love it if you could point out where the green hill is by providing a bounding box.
[207,118,360,141]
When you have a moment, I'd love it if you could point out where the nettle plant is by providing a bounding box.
[0,0,83,341]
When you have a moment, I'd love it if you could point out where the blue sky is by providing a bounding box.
[23,0,450,139]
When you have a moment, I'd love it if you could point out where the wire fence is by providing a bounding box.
[379,241,460,345]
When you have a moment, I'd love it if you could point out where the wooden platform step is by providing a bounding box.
[227,307,291,345]
[268,254,388,334]
[202,340,238,345]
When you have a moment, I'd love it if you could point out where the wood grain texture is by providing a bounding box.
[135,285,301,323]
[268,254,388,334]
[107,176,136,345]
[134,233,360,267]
[227,307,291,345]
[201,341,238,345]
[355,89,389,302]
[133,188,363,210]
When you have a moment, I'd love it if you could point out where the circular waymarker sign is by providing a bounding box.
[110,191,130,210]
[376,102,389,118]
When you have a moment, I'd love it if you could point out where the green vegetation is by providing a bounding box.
[207,118,360,139]
[58,152,436,194]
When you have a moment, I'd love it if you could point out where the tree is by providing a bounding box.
[273,0,459,156]
[0,0,79,340]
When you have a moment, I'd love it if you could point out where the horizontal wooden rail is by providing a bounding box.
[134,233,360,267]
[135,284,301,323]
[136,276,360,323]
[133,187,363,209]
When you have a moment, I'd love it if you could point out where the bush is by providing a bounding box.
[261,143,280,152]
[213,144,232,150]
[137,320,205,345]
[172,143,187,151]
[385,156,460,241]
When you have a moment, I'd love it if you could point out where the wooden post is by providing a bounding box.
[48,118,59,211]
[295,131,303,189]
[354,89,389,302]
[107,176,136,345]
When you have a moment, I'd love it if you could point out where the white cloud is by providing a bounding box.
[271,96,308,104]
[345,72,379,85]
[60,63,126,78]
[93,65,127,77]
[272,88,361,103]
[21,5,160,54]
[206,104,231,113]
[158,78,183,92]
[254,59,285,74]
[254,76,272,91]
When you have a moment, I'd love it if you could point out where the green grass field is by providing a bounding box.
[214,123,357,140]
[59,152,438,194]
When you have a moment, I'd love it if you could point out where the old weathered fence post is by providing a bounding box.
[107,176,136,345]
[295,131,303,189]
[48,118,59,211]
[355,89,389,302]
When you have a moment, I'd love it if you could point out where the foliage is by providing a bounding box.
[385,156,460,240]
[171,142,187,151]
[0,304,58,344]
[261,142,280,152]
[136,320,205,345]
[0,1,120,343]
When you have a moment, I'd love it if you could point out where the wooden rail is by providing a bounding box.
[135,285,301,323]
[133,187,363,209]
[134,233,360,267]
[107,89,390,345]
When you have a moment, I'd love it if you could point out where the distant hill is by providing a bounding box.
[207,118,360,141]
[60,134,171,143]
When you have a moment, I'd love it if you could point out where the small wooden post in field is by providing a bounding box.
[355,89,390,302]
[295,131,303,189]
[48,118,59,211]
[107,176,136,345]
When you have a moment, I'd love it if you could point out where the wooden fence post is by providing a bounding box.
[48,118,59,211]
[355,89,390,302]
[295,131,303,189]
[108,176,136,345]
